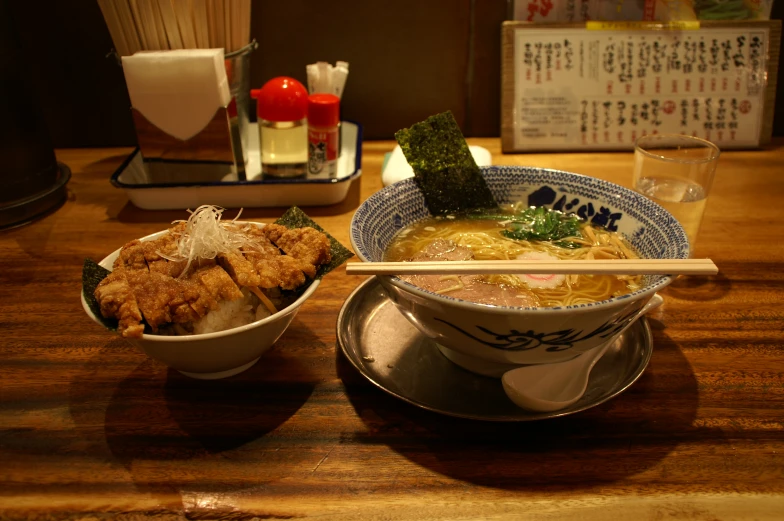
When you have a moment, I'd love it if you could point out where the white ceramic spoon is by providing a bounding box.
[501,293,664,413]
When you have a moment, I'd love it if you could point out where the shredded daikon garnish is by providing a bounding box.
[158,205,250,277]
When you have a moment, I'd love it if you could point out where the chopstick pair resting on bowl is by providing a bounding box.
[346,258,718,276]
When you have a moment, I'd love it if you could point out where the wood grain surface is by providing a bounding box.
[0,140,782,520]
[131,108,236,163]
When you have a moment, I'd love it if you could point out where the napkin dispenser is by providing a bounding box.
[122,49,244,183]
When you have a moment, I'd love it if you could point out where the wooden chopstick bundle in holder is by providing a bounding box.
[97,0,252,56]
[346,259,718,276]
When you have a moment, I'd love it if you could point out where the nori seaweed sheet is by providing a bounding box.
[82,207,352,332]
[82,259,118,331]
[394,111,498,215]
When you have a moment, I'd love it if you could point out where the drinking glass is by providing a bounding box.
[632,134,720,251]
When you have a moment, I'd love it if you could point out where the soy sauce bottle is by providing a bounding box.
[251,77,308,178]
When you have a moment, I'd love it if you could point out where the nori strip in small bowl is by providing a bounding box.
[394,110,498,215]
[82,259,117,331]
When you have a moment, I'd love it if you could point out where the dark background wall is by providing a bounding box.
[6,0,784,147]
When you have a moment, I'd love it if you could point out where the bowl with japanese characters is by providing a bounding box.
[350,166,688,377]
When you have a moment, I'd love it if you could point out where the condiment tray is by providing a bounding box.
[337,276,653,421]
[111,121,362,209]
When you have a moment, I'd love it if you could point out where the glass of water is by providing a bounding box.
[633,134,720,251]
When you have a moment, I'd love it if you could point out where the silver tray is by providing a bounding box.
[337,276,653,421]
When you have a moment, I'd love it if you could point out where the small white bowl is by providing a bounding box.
[82,227,320,379]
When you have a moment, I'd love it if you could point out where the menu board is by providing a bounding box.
[501,21,780,152]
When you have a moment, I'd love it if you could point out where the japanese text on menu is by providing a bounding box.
[513,28,768,150]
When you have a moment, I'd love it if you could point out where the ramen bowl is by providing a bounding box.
[350,166,688,377]
[82,227,320,380]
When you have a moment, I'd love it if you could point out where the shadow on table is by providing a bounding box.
[662,271,732,302]
[102,359,314,461]
[338,322,702,491]
[68,322,321,503]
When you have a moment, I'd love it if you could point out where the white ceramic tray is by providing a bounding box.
[111,121,362,209]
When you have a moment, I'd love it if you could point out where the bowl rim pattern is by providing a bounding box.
[350,166,687,314]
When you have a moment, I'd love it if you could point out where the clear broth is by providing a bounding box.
[385,215,641,307]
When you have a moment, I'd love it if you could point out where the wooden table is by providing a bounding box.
[2,140,783,520]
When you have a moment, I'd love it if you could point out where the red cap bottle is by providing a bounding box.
[307,94,341,178]
[251,77,309,178]
[307,93,340,128]
[251,77,308,122]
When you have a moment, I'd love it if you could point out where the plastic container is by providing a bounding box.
[251,77,308,178]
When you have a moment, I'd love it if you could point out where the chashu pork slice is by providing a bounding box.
[400,239,540,308]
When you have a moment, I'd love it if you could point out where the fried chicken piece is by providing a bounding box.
[143,235,179,275]
[264,225,332,267]
[238,230,291,289]
[242,226,282,253]
[259,223,286,243]
[243,248,286,289]
[289,255,317,279]
[174,258,217,279]
[272,255,309,290]
[190,265,243,302]
[241,224,325,289]
[218,250,261,287]
[94,268,145,338]
[177,277,219,318]
[244,254,310,291]
[142,223,212,278]
[113,239,149,272]
[124,270,200,331]
[238,234,310,290]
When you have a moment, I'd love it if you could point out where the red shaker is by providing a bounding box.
[306,93,340,178]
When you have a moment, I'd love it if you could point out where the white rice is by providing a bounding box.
[191,289,271,335]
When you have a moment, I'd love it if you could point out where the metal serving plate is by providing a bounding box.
[337,276,653,422]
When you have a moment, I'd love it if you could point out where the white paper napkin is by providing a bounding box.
[122,49,230,141]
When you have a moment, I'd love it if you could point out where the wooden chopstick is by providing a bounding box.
[100,0,252,53]
[113,0,143,55]
[98,0,131,56]
[345,259,718,276]
[192,0,211,48]
[157,0,184,50]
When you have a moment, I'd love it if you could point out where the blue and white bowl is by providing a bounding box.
[350,166,689,376]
